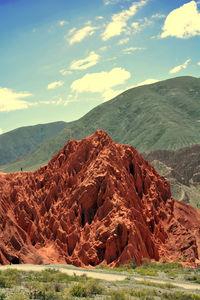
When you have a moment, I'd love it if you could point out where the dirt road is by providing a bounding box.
[1,264,200,291]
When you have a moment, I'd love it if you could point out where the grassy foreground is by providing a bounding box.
[0,262,200,299]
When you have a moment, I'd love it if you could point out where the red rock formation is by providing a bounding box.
[0,130,200,267]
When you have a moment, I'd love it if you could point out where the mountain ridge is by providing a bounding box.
[1,75,200,173]
[0,121,67,166]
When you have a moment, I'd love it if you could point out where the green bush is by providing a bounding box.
[28,281,63,300]
[68,280,103,297]
[86,280,103,295]
[69,282,88,297]
[27,269,82,283]
[0,294,6,300]
[135,265,158,276]
[129,260,137,269]
[130,288,157,299]
[8,293,29,300]
[109,290,130,300]
[0,276,7,288]
[137,279,175,289]
[0,269,22,287]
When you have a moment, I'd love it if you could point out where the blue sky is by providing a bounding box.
[0,0,200,134]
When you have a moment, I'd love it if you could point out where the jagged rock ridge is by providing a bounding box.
[0,130,200,267]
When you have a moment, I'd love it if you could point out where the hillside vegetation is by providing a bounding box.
[1,76,200,172]
[0,121,67,166]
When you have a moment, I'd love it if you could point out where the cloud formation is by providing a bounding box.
[70,51,100,70]
[0,87,32,112]
[161,1,200,39]
[59,20,68,26]
[118,37,130,45]
[169,58,191,74]
[60,69,72,76]
[102,0,147,40]
[134,78,159,87]
[131,17,153,34]
[68,25,97,45]
[102,88,125,101]
[71,67,131,96]
[151,13,165,19]
[123,47,145,54]
[40,95,75,106]
[47,81,64,90]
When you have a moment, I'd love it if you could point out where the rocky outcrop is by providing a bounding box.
[143,145,200,208]
[0,130,200,267]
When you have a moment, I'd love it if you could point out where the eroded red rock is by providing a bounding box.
[0,130,200,267]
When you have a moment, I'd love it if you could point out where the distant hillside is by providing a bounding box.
[0,121,67,166]
[143,144,200,208]
[1,76,200,172]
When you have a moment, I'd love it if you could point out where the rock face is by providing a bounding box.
[0,130,200,267]
[143,145,200,207]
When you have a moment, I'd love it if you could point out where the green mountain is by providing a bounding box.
[0,121,67,166]
[143,144,200,208]
[1,76,200,173]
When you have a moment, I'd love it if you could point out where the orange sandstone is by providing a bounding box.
[0,130,199,267]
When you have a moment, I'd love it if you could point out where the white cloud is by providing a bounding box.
[102,0,148,40]
[68,27,76,35]
[118,37,130,45]
[40,96,75,106]
[70,51,100,70]
[99,46,108,51]
[68,25,97,45]
[161,1,200,39]
[96,16,104,20]
[102,88,125,101]
[71,67,131,96]
[59,69,72,76]
[169,58,191,74]
[131,17,153,33]
[104,0,112,5]
[134,78,159,87]
[123,46,145,54]
[0,87,32,112]
[151,13,165,19]
[104,0,130,5]
[47,81,64,90]
[197,61,200,66]
[131,22,139,30]
[59,20,68,26]
[0,128,3,135]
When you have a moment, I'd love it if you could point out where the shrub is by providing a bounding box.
[0,276,7,288]
[137,279,175,289]
[141,257,150,266]
[68,280,103,297]
[69,282,88,297]
[110,290,130,300]
[0,269,22,287]
[129,260,137,269]
[0,294,6,300]
[86,280,103,295]
[8,293,29,300]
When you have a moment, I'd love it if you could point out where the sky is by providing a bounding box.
[0,0,200,134]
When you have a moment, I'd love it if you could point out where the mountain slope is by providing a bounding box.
[0,130,199,266]
[0,121,67,166]
[2,76,200,172]
[143,144,200,208]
